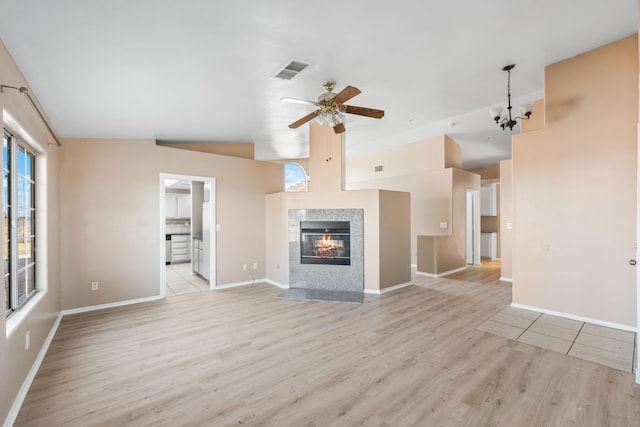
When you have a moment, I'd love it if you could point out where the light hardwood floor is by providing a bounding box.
[15,263,640,426]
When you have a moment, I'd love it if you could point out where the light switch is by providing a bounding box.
[507,223,513,230]
[439,222,448,229]
[216,224,221,232]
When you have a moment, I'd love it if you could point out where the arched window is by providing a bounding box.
[284,163,308,192]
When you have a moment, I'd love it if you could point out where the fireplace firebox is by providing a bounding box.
[300,221,351,265]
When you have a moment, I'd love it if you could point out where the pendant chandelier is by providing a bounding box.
[489,64,532,131]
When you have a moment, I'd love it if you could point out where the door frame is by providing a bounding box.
[629,13,639,382]
[466,189,481,266]
[159,173,216,297]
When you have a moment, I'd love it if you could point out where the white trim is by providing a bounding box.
[61,295,164,316]
[364,281,413,295]
[511,303,638,333]
[410,263,417,269]
[159,173,217,297]
[466,189,481,266]
[263,279,289,289]
[499,277,513,282]
[214,280,263,290]
[415,266,467,278]
[636,122,640,383]
[3,312,62,427]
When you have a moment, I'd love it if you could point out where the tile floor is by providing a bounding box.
[165,262,210,296]
[478,306,636,373]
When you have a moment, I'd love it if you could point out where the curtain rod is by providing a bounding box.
[1,84,62,147]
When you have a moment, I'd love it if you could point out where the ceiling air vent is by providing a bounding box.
[374,165,384,173]
[274,60,309,80]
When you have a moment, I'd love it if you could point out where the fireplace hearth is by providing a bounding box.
[300,221,350,265]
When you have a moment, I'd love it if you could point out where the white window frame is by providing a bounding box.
[284,162,308,192]
[4,128,37,318]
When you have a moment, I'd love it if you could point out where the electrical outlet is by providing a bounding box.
[25,330,30,350]
[242,264,248,271]
[91,281,99,291]
[253,262,258,270]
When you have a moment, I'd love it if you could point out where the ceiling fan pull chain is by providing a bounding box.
[326,128,332,162]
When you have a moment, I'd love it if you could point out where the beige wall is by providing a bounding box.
[59,139,282,309]
[347,135,453,184]
[521,99,545,133]
[512,35,638,326]
[309,123,344,192]
[346,135,472,264]
[417,169,481,274]
[378,190,412,289]
[467,165,500,181]
[501,98,543,279]
[0,41,62,423]
[156,141,255,159]
[499,159,513,280]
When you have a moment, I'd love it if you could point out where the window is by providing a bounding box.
[4,129,36,317]
[284,163,307,192]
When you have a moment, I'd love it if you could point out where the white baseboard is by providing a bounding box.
[4,312,63,427]
[214,279,258,290]
[415,266,467,278]
[364,281,413,295]
[216,279,291,290]
[263,279,289,289]
[62,295,165,316]
[510,303,638,333]
[499,277,513,282]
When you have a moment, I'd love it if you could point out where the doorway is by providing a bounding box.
[159,173,216,298]
[466,189,481,265]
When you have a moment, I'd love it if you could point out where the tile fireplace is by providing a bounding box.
[287,209,364,297]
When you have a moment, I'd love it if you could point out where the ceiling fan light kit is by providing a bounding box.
[490,64,532,131]
[284,81,384,134]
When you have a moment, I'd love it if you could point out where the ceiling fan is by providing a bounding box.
[282,82,384,134]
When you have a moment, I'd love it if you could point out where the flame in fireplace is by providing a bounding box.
[313,235,344,257]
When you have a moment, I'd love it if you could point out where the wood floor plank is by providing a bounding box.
[14,262,640,426]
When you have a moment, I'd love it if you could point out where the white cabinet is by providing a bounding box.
[177,194,191,218]
[165,194,178,218]
[193,238,203,275]
[171,234,191,263]
[481,232,497,259]
[165,193,191,218]
[481,183,497,216]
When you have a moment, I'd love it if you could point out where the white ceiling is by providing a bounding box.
[0,1,636,168]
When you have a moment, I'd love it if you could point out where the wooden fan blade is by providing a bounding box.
[333,85,361,104]
[281,97,318,106]
[289,110,320,129]
[344,105,385,119]
[333,123,346,134]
